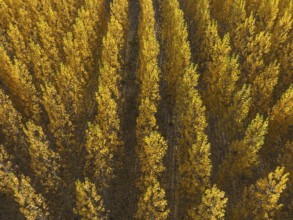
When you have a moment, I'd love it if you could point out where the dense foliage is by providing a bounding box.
[0,0,292,219]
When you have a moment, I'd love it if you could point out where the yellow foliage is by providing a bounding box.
[188,185,227,220]
[218,114,268,187]
[41,82,74,155]
[0,46,41,121]
[137,132,168,188]
[85,123,113,188]
[268,85,293,143]
[175,66,211,201]
[159,0,191,97]
[232,167,289,220]
[135,1,169,218]
[0,145,49,219]
[23,121,61,192]
[136,180,169,220]
[74,178,108,220]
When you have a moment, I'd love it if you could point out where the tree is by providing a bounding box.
[0,89,30,174]
[263,85,293,166]
[218,115,268,190]
[231,167,289,220]
[61,0,107,120]
[84,123,112,188]
[136,132,169,219]
[74,178,108,220]
[0,145,49,219]
[0,46,41,121]
[135,1,169,218]
[41,82,74,167]
[278,141,293,218]
[159,0,191,99]
[136,0,160,140]
[84,0,129,213]
[23,121,61,192]
[267,85,293,144]
[136,179,169,220]
[174,65,211,214]
[187,185,228,220]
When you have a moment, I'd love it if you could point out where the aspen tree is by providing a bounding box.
[218,115,268,188]
[187,185,227,220]
[74,178,108,220]
[23,121,61,192]
[232,167,289,220]
[0,145,49,219]
[0,46,41,121]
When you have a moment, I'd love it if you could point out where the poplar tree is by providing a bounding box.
[187,185,228,220]
[84,0,129,205]
[159,0,214,218]
[23,121,61,192]
[218,115,268,189]
[159,0,191,99]
[135,0,169,218]
[0,46,41,121]
[0,145,49,219]
[135,132,169,219]
[74,178,108,220]
[231,167,289,220]
[263,85,293,165]
[0,89,30,174]
[61,0,107,120]
[174,66,211,214]
[278,141,293,217]
[267,85,293,144]
[41,82,74,166]
[0,0,292,218]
